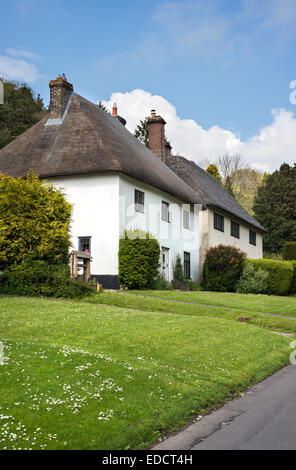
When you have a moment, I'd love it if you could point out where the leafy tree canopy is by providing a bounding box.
[231,168,263,215]
[223,175,235,198]
[206,164,222,182]
[134,117,149,147]
[253,163,296,254]
[0,172,72,268]
[0,79,47,149]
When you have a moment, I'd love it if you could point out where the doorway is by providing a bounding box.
[161,247,170,281]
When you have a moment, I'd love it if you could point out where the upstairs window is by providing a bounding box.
[183,209,190,229]
[135,189,145,213]
[78,236,91,254]
[249,230,256,246]
[184,252,191,279]
[161,201,170,223]
[231,221,240,239]
[214,212,224,232]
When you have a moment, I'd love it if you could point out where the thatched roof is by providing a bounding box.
[166,155,265,231]
[0,93,202,205]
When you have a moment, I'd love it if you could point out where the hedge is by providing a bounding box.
[290,260,296,294]
[246,259,294,296]
[203,244,247,292]
[283,242,296,261]
[0,258,93,298]
[119,232,160,289]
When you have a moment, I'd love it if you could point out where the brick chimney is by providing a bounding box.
[164,139,172,158]
[49,74,73,119]
[147,110,167,161]
[111,102,126,126]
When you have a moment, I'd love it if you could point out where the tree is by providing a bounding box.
[216,154,244,181]
[224,175,235,197]
[231,168,263,214]
[206,164,222,182]
[253,163,296,254]
[173,254,185,281]
[134,117,149,147]
[0,79,47,149]
[0,172,72,268]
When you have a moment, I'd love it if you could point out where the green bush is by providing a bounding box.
[170,279,188,291]
[246,259,294,296]
[119,231,160,289]
[147,275,172,290]
[290,261,296,294]
[283,242,296,261]
[203,245,247,292]
[0,258,93,298]
[0,172,72,269]
[186,280,202,291]
[173,254,185,282]
[236,264,268,294]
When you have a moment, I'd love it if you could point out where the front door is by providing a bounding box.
[161,247,170,281]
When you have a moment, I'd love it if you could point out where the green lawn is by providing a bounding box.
[84,292,296,334]
[133,290,296,316]
[0,295,291,450]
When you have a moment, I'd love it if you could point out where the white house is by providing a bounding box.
[0,76,264,288]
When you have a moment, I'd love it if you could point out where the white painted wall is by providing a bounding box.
[49,173,261,283]
[51,173,200,282]
[200,208,263,259]
[119,174,200,282]
[51,174,120,275]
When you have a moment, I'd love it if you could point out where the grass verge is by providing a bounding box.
[132,290,296,316]
[83,292,296,335]
[0,295,291,450]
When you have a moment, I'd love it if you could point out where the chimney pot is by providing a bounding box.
[112,103,118,116]
[151,109,156,118]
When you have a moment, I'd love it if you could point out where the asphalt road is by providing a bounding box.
[153,365,296,451]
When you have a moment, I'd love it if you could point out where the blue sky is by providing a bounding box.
[1,0,296,170]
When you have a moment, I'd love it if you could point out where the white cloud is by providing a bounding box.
[6,47,41,61]
[101,89,296,172]
[0,55,40,82]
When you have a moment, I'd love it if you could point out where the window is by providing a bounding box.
[249,230,256,246]
[184,252,191,279]
[135,189,144,213]
[231,221,240,239]
[183,209,190,229]
[78,237,91,254]
[161,201,170,222]
[214,212,224,232]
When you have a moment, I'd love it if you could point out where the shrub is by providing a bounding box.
[203,245,247,292]
[147,275,172,290]
[0,172,72,269]
[0,258,93,298]
[235,264,268,294]
[170,279,202,291]
[173,254,185,282]
[283,242,296,261]
[186,280,202,291]
[170,279,188,291]
[118,230,160,289]
[246,259,294,296]
[290,261,296,294]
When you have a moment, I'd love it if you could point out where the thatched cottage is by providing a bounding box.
[0,76,264,287]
